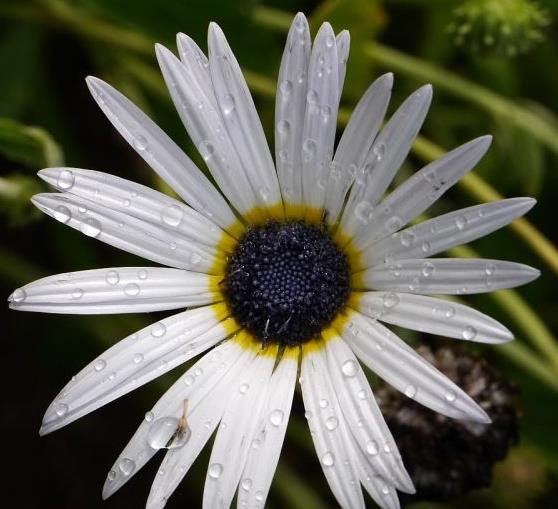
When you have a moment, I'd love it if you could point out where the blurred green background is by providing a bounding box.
[2,0,558,508]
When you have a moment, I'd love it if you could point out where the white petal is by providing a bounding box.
[341,85,433,239]
[237,351,298,509]
[40,305,236,435]
[336,30,350,100]
[301,23,340,210]
[356,135,493,246]
[362,198,536,267]
[338,310,491,423]
[208,23,282,209]
[324,336,414,493]
[8,267,215,314]
[38,167,229,250]
[301,345,365,509]
[324,73,393,224]
[85,77,234,229]
[356,291,514,343]
[103,338,253,499]
[176,32,214,97]
[32,193,222,273]
[360,258,539,295]
[275,12,311,207]
[354,449,401,509]
[202,348,276,509]
[155,43,258,215]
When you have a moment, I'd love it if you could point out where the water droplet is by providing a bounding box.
[239,383,249,394]
[77,205,87,214]
[105,270,119,285]
[445,390,457,403]
[241,478,252,491]
[80,217,102,237]
[10,288,26,303]
[456,215,468,230]
[389,264,402,278]
[54,205,71,223]
[355,201,374,224]
[190,252,202,265]
[133,353,144,364]
[94,359,106,372]
[421,241,431,253]
[122,198,131,207]
[385,216,402,232]
[400,230,416,247]
[137,269,148,280]
[325,34,335,48]
[132,135,148,151]
[319,399,329,409]
[118,458,136,476]
[221,94,235,115]
[445,307,456,318]
[405,384,417,398]
[373,142,386,162]
[255,491,264,502]
[302,138,317,160]
[144,411,154,422]
[321,451,335,467]
[198,140,216,161]
[321,105,332,122]
[208,463,223,479]
[276,119,290,136]
[304,411,312,420]
[341,360,358,377]
[161,205,184,227]
[57,169,75,189]
[462,326,477,340]
[366,440,379,455]
[421,261,435,277]
[107,470,117,481]
[184,375,195,386]
[306,89,319,105]
[382,292,400,308]
[147,417,191,450]
[72,288,83,300]
[325,416,339,431]
[55,403,68,416]
[485,263,496,275]
[381,484,390,495]
[151,322,167,338]
[269,409,284,427]
[279,79,293,99]
[357,389,367,400]
[124,283,140,297]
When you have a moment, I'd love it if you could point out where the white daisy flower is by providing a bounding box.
[9,12,539,509]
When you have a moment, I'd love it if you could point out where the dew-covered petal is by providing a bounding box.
[155,43,257,215]
[336,30,350,100]
[324,335,414,493]
[337,310,491,423]
[38,168,230,251]
[301,344,365,509]
[237,350,298,509]
[103,338,253,499]
[275,12,311,208]
[301,22,340,211]
[356,291,514,343]
[359,258,539,295]
[176,32,213,97]
[324,73,393,225]
[8,267,216,314]
[208,23,282,210]
[202,348,277,509]
[363,198,536,267]
[356,135,493,246]
[40,305,236,436]
[32,193,222,273]
[85,77,233,229]
[341,85,433,239]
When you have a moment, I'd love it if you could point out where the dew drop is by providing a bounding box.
[399,230,416,247]
[198,140,216,161]
[107,470,117,481]
[241,478,253,491]
[456,215,468,230]
[105,270,119,285]
[462,326,477,341]
[55,403,68,416]
[119,458,136,476]
[184,375,195,386]
[373,142,386,162]
[318,399,329,409]
[276,119,290,135]
[57,169,75,189]
[421,261,435,277]
[279,79,293,99]
[445,390,457,403]
[80,217,102,238]
[306,89,319,105]
[208,463,223,479]
[404,384,417,398]
[133,353,144,364]
[190,252,202,265]
[72,288,83,300]
[385,216,402,232]
[147,417,190,450]
[132,135,148,151]
[239,383,249,394]
[341,360,358,377]
[221,94,236,115]
[445,307,456,318]
[366,440,379,455]
[302,138,317,159]
[269,409,284,427]
[382,292,399,308]
[94,359,106,372]
[381,484,390,496]
[321,451,335,467]
[144,411,154,422]
[151,322,167,338]
[255,491,264,502]
[354,201,374,224]
[161,205,184,227]
[321,105,332,122]
[54,205,71,223]
[137,269,148,280]
[124,283,140,297]
[10,288,26,303]
[325,416,339,431]
[325,34,335,48]
[485,263,496,275]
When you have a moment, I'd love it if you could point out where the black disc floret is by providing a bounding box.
[222,220,350,346]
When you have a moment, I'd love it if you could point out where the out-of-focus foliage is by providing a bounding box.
[1,0,557,508]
